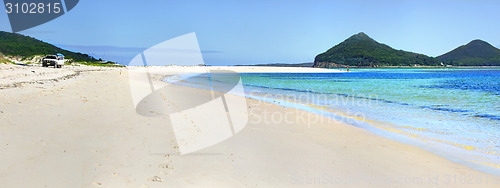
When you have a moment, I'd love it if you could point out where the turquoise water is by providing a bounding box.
[166,67,500,175]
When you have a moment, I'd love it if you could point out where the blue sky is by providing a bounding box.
[1,0,499,65]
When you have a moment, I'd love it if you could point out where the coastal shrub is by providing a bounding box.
[0,53,12,64]
[0,31,99,62]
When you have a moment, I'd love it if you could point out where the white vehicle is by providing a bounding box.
[41,54,65,68]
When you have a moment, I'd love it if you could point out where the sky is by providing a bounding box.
[1,0,499,65]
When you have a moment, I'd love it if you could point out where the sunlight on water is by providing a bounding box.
[165,67,500,175]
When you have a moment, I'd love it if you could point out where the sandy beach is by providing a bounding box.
[126,65,344,74]
[0,64,498,187]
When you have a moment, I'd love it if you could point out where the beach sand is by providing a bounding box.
[0,64,498,187]
[126,65,344,74]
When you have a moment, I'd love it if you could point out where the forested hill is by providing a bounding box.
[314,32,439,67]
[0,31,98,62]
[437,40,500,66]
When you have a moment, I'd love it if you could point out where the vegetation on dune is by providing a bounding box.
[0,31,121,66]
[0,53,12,64]
[0,31,97,62]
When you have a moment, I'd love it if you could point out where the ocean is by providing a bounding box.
[165,67,500,176]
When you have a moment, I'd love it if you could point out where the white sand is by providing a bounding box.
[0,64,498,187]
[0,64,121,89]
[127,65,343,73]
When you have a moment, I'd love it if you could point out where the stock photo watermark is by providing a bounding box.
[128,33,248,155]
[126,32,383,156]
[247,91,380,127]
[289,173,500,186]
[3,0,79,32]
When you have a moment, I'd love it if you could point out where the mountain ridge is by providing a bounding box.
[437,39,500,66]
[0,31,99,63]
[314,32,439,67]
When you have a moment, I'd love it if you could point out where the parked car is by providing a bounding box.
[41,54,64,68]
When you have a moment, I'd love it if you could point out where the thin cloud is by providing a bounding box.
[56,45,145,52]
[20,30,57,34]
[201,50,223,53]
[56,44,223,54]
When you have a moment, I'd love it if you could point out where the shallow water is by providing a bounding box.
[165,67,500,175]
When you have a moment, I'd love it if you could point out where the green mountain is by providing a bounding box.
[0,31,98,62]
[314,32,439,67]
[437,40,500,66]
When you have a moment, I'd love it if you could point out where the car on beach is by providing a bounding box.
[41,54,65,68]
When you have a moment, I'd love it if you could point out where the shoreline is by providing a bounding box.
[127,65,343,73]
[0,64,499,187]
[243,93,500,177]
[147,66,500,187]
[157,66,500,178]
[146,66,500,174]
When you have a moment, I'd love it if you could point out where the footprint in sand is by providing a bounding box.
[147,176,163,182]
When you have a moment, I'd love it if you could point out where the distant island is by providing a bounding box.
[314,32,500,68]
[0,31,120,66]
